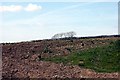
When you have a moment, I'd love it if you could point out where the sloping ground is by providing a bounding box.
[2,60,118,79]
[43,40,120,73]
[2,35,120,79]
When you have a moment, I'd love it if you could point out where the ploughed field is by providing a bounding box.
[2,35,120,79]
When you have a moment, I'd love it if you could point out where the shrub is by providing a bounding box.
[114,40,120,50]
[43,47,52,53]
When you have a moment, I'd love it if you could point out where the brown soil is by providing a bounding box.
[2,36,120,79]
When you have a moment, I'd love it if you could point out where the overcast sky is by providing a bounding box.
[0,2,118,43]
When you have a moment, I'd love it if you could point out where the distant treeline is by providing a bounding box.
[2,35,120,44]
[58,35,120,40]
[29,35,120,42]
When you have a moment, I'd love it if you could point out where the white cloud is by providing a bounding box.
[0,5,22,12]
[24,3,42,11]
[0,3,42,12]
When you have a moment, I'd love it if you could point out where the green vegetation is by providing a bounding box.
[42,40,120,73]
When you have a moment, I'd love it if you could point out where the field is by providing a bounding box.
[44,40,120,73]
[2,35,120,79]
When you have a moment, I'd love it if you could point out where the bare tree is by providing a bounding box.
[68,31,76,37]
[52,31,76,39]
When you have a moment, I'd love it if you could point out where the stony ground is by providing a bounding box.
[2,36,120,79]
[2,59,119,79]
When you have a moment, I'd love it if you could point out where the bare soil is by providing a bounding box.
[2,36,120,79]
